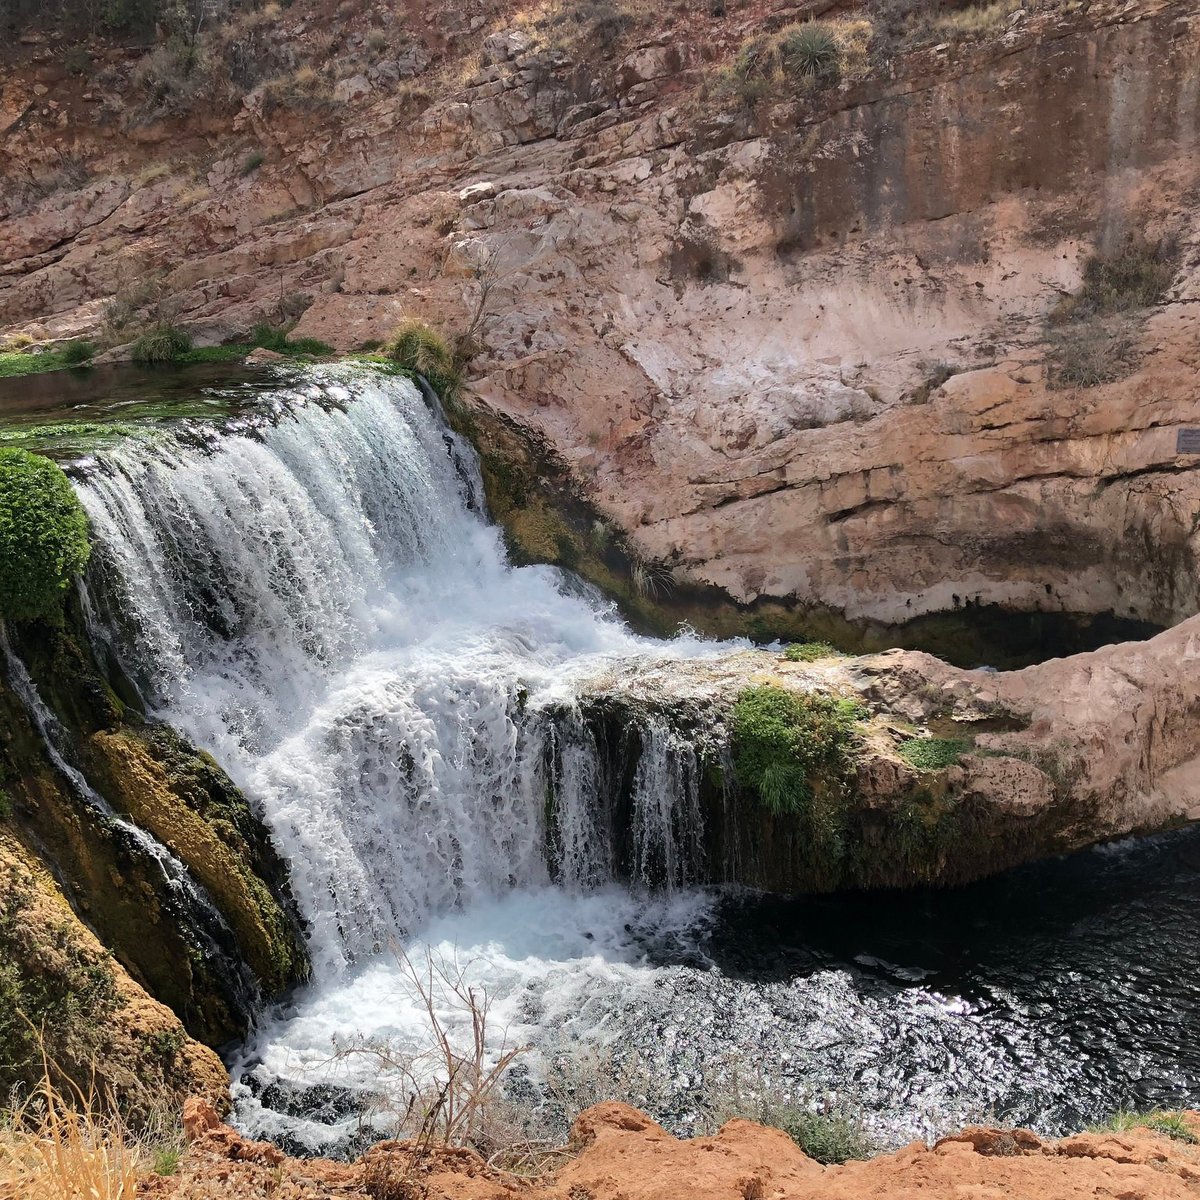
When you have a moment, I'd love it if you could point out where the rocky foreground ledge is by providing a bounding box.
[150,1098,1200,1200]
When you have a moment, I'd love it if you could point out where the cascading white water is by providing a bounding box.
[78,369,716,973]
[72,365,730,1145]
[64,363,1186,1152]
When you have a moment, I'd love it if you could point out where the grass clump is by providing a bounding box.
[385,318,462,399]
[763,1104,874,1163]
[61,340,97,366]
[1046,234,1179,389]
[0,450,91,623]
[1093,1109,1198,1143]
[130,325,193,364]
[731,685,864,819]
[783,640,843,662]
[151,1145,182,1175]
[925,0,1020,41]
[897,737,970,771]
[0,1074,139,1200]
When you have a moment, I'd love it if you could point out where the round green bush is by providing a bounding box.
[0,449,91,621]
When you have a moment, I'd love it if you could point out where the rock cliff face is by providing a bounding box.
[3,0,1198,647]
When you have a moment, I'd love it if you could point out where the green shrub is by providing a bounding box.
[0,449,91,622]
[783,640,842,662]
[897,737,970,771]
[780,22,840,81]
[240,150,265,176]
[64,46,92,76]
[731,685,864,817]
[250,322,290,352]
[61,339,96,366]
[764,1104,874,1163]
[385,318,461,398]
[131,325,193,364]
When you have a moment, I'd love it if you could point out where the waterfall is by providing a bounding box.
[74,366,721,980]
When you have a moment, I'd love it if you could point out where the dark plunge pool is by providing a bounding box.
[666,824,1200,1138]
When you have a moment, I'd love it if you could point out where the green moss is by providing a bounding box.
[0,450,91,622]
[897,737,970,771]
[729,691,864,820]
[783,640,843,662]
[87,726,308,993]
[0,857,123,1097]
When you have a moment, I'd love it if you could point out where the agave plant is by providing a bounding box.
[781,23,840,82]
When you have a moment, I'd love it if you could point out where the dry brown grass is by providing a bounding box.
[0,1074,140,1200]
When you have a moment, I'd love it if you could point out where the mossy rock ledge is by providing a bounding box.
[540,638,1197,895]
[0,606,308,1055]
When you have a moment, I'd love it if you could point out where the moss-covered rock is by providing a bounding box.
[0,827,229,1119]
[0,609,307,1047]
[87,727,306,994]
[0,449,90,622]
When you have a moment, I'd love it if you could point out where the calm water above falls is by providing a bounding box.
[65,365,1200,1151]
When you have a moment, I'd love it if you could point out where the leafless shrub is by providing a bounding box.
[333,946,528,1155]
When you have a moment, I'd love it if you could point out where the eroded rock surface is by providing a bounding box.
[3,0,1198,641]
[150,1099,1200,1200]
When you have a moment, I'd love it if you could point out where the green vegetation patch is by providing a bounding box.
[0,450,91,622]
[783,640,844,662]
[711,18,870,108]
[385,318,462,399]
[0,341,96,379]
[763,1104,875,1164]
[897,736,970,771]
[1093,1109,1198,1144]
[731,685,864,817]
